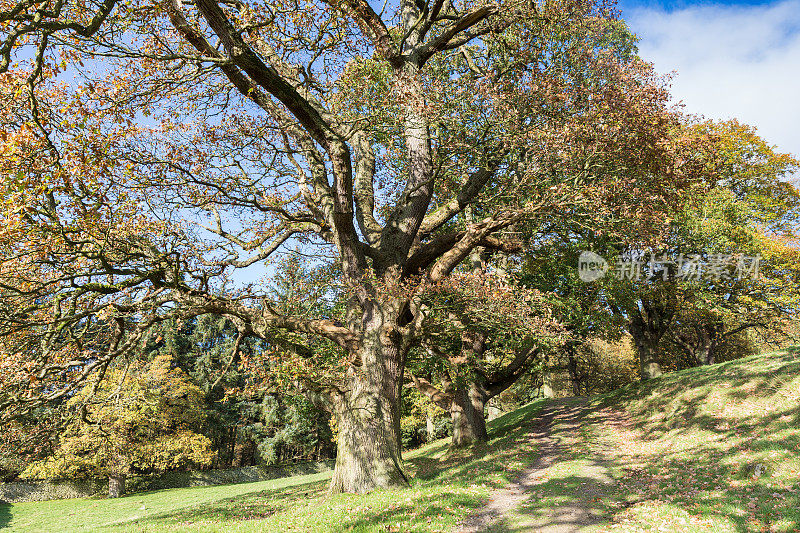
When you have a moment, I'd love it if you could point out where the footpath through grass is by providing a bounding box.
[0,401,546,532]
[492,349,800,532]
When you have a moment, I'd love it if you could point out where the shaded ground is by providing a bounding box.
[458,350,800,533]
[0,402,549,532]
[589,351,800,532]
[0,500,11,529]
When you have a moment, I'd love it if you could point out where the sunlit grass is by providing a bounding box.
[1,402,546,532]
[5,349,798,532]
[477,350,800,533]
[585,349,800,532]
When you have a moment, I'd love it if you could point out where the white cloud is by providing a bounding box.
[627,0,800,158]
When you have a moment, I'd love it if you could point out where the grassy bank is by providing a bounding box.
[494,350,800,532]
[591,349,800,532]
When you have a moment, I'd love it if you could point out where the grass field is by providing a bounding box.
[2,349,798,532]
[590,349,800,532]
[0,401,547,532]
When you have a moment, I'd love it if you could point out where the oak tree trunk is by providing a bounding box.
[108,475,126,498]
[697,328,716,365]
[636,340,663,380]
[630,313,667,381]
[697,342,715,365]
[450,385,488,447]
[625,292,676,381]
[328,320,409,493]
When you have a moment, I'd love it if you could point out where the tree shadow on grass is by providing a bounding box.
[119,479,485,532]
[481,473,613,533]
[486,459,799,533]
[420,360,800,533]
[575,361,800,533]
[476,386,800,533]
[113,402,548,532]
[115,481,327,528]
[608,351,799,410]
[0,500,11,530]
[407,400,546,485]
[337,492,484,532]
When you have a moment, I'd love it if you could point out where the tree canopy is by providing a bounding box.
[0,0,748,493]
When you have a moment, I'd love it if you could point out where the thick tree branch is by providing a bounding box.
[427,209,527,282]
[410,374,452,410]
[324,0,400,67]
[419,161,501,237]
[417,5,499,65]
[487,346,539,397]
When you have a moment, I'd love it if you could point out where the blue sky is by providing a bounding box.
[615,0,800,163]
[619,0,776,9]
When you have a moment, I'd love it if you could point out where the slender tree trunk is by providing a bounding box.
[537,350,554,397]
[450,383,488,447]
[108,475,126,498]
[566,344,580,395]
[328,320,408,493]
[227,426,237,467]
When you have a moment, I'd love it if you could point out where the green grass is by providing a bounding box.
[488,402,620,532]
[586,349,800,532]
[4,349,799,532]
[479,349,800,533]
[0,401,546,532]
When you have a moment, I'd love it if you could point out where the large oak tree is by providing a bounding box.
[1,0,702,492]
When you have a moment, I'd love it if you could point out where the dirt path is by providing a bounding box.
[456,399,622,533]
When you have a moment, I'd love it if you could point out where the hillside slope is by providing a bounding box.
[495,349,800,532]
[592,349,800,532]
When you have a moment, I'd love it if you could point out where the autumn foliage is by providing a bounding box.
[0,0,787,494]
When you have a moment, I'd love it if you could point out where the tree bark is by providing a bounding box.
[616,287,677,381]
[698,345,714,365]
[628,301,674,380]
[450,383,488,447]
[636,340,663,380]
[672,322,717,367]
[108,475,126,498]
[697,326,717,365]
[413,339,541,448]
[328,320,409,493]
[703,347,715,366]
